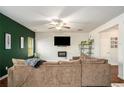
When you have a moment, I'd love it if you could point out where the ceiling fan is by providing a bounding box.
[48,19,71,30]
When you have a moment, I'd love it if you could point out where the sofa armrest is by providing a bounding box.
[81,63,111,86]
[8,67,14,87]
[8,66,33,87]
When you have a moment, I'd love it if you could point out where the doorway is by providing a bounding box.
[100,25,119,65]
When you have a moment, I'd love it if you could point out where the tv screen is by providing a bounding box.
[54,36,70,46]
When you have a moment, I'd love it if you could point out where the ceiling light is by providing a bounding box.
[50,21,57,25]
[56,26,62,30]
[59,22,64,27]
[48,18,70,30]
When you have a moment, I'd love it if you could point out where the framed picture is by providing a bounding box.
[5,33,11,49]
[110,37,118,48]
[20,37,24,48]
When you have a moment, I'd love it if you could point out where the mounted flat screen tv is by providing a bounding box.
[54,36,70,46]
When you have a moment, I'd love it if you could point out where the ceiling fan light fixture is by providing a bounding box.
[56,26,62,30]
[48,18,70,30]
[59,22,64,27]
[50,21,58,25]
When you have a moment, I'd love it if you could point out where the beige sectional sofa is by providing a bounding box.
[8,55,111,87]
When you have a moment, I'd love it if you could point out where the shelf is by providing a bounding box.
[80,44,93,56]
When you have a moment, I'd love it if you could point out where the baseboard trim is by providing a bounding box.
[0,74,8,81]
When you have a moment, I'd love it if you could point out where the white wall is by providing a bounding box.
[89,13,124,79]
[36,32,89,60]
[100,27,118,65]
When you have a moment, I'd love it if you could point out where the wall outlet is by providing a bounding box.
[5,66,8,70]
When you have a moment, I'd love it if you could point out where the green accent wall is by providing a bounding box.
[0,13,35,77]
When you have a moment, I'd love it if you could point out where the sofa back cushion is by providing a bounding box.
[83,59,108,64]
[59,59,81,65]
[72,56,80,60]
[80,55,108,64]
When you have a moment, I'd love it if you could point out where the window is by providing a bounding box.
[28,37,34,57]
[20,37,24,48]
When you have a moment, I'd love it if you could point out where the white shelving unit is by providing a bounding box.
[79,39,94,56]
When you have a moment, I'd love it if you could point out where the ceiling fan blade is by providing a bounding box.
[63,26,71,29]
[49,23,56,26]
[48,27,55,29]
[30,20,50,26]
